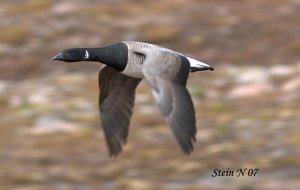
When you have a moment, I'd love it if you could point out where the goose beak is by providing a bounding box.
[52,53,64,61]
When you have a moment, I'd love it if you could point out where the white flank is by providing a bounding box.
[84,50,89,59]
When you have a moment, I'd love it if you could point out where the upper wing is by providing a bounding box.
[136,48,197,155]
[98,66,141,157]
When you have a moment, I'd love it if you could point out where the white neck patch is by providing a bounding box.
[84,50,89,59]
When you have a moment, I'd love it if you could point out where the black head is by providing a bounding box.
[52,48,89,62]
[52,43,128,71]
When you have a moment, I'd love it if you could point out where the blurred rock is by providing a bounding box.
[227,82,273,99]
[136,104,157,114]
[269,65,293,77]
[236,67,269,84]
[206,144,222,154]
[196,129,213,141]
[204,89,220,99]
[0,43,16,54]
[10,95,25,107]
[51,2,80,15]
[281,76,300,92]
[72,99,94,111]
[121,178,153,190]
[28,92,49,105]
[225,66,241,78]
[177,161,203,173]
[270,149,288,159]
[26,116,82,135]
[27,86,57,105]
[0,80,9,94]
[136,94,152,103]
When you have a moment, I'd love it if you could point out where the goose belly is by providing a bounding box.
[121,41,170,78]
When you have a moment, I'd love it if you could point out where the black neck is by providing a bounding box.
[86,43,128,71]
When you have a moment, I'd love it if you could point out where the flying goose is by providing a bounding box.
[53,41,214,157]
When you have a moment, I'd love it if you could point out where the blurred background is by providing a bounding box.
[0,0,299,189]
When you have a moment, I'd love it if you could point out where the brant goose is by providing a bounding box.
[53,41,214,157]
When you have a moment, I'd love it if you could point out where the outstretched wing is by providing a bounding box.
[136,49,197,155]
[98,66,141,157]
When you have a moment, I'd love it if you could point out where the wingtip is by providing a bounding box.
[179,141,195,156]
[108,148,123,158]
[182,149,193,156]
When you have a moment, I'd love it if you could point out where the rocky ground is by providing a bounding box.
[0,0,300,190]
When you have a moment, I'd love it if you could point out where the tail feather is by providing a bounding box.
[187,56,214,72]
